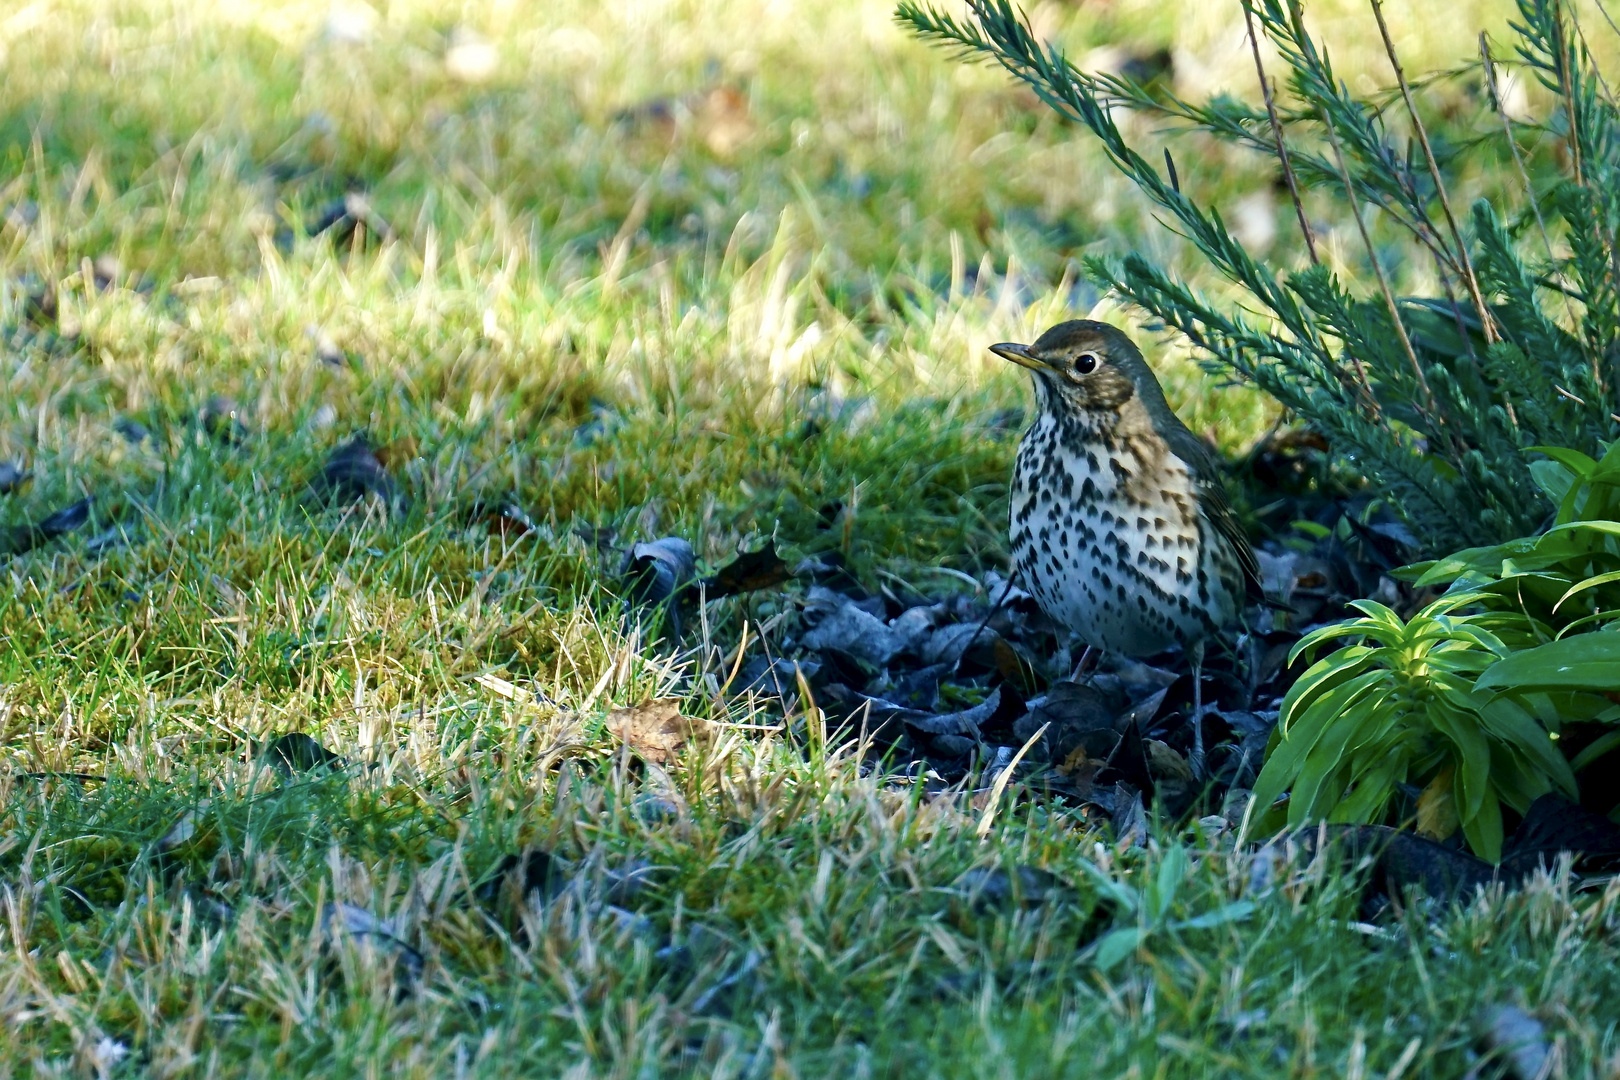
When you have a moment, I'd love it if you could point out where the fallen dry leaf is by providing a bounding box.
[1145,739,1194,782]
[0,497,95,557]
[158,798,213,851]
[0,461,29,495]
[624,537,696,607]
[1416,765,1459,841]
[306,435,402,511]
[1476,1004,1550,1080]
[372,435,419,470]
[202,396,249,444]
[606,699,710,764]
[697,542,792,600]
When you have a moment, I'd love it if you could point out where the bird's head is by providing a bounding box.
[990,320,1170,421]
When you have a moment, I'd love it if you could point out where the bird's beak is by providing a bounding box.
[990,342,1049,372]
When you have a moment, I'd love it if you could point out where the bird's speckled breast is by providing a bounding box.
[1009,409,1241,656]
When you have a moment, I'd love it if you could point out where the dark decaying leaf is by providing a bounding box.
[260,732,347,774]
[902,688,1012,759]
[475,849,566,908]
[321,902,423,994]
[1302,796,1620,908]
[23,280,57,325]
[799,593,903,667]
[308,191,395,249]
[623,537,696,607]
[606,699,711,764]
[956,865,1067,909]
[202,396,249,445]
[0,461,27,495]
[306,436,402,510]
[904,688,1002,737]
[1014,681,1118,768]
[1301,826,1498,903]
[113,417,151,444]
[465,499,537,538]
[573,522,619,552]
[1475,1005,1551,1080]
[1502,793,1620,873]
[0,497,95,557]
[694,542,792,600]
[1111,783,1147,847]
[734,656,819,705]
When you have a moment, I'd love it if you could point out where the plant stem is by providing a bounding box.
[1369,0,1496,345]
[1323,120,1446,444]
[1242,0,1318,265]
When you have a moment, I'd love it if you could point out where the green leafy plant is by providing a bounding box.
[1405,440,1620,641]
[1080,845,1255,971]
[1250,593,1576,861]
[900,0,1620,551]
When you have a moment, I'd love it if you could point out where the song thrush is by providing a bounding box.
[991,320,1263,773]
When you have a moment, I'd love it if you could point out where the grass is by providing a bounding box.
[2,0,1619,1075]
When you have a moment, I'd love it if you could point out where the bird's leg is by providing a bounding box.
[1189,638,1207,782]
[1068,645,1097,683]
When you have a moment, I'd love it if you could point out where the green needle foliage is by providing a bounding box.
[900,0,1620,552]
[1251,594,1577,861]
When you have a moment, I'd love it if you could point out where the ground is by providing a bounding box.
[1,1,1618,1076]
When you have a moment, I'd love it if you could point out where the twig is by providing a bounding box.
[1324,119,1446,441]
[1481,32,1590,392]
[1242,0,1318,264]
[1554,2,1585,188]
[1369,0,1496,344]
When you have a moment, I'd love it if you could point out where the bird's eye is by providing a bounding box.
[1073,352,1099,375]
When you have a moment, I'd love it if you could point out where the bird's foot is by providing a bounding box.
[1187,701,1217,784]
[1067,646,1098,683]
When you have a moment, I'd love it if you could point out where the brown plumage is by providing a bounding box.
[992,319,1262,770]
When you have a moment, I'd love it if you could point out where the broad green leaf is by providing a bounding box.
[1544,520,1620,542]
[1175,900,1256,931]
[1346,599,1404,627]
[1476,698,1577,797]
[1092,927,1146,971]
[1075,860,1139,913]
[1330,757,1403,823]
[1488,747,1553,812]
[1428,702,1491,822]
[1261,671,1389,804]
[1278,649,1377,725]
[1408,541,1542,585]
[1475,632,1620,695]
[1528,457,1576,508]
[1554,570,1620,612]
[1572,730,1620,772]
[1551,608,1620,637]
[1461,788,1505,863]
[1151,845,1188,922]
[1291,694,1388,821]
[1527,445,1598,475]
[1420,591,1499,618]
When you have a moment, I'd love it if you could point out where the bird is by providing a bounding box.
[990,319,1263,776]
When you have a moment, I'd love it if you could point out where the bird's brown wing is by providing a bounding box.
[1162,425,1266,603]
